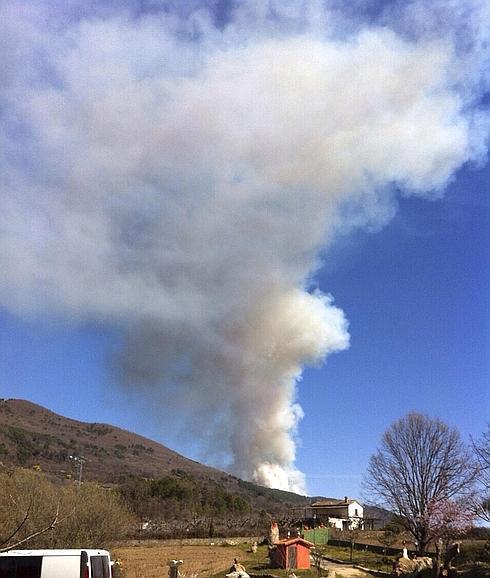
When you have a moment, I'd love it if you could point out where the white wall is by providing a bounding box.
[347,501,363,519]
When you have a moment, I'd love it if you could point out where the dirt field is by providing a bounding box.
[111,541,374,578]
[112,542,251,578]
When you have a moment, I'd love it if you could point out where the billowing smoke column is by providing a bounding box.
[0,0,488,492]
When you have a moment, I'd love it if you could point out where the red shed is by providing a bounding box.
[273,537,314,570]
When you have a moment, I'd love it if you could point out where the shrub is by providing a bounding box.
[0,469,135,550]
[457,542,490,565]
[51,482,136,547]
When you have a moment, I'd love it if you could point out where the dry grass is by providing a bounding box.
[112,542,249,578]
[111,542,364,578]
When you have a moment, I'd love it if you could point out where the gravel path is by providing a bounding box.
[316,558,373,578]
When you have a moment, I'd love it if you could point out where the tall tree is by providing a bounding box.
[472,425,490,522]
[364,413,477,555]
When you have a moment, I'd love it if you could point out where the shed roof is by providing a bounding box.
[276,538,314,548]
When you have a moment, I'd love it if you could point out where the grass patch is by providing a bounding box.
[319,545,395,572]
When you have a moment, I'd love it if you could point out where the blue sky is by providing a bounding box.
[297,162,489,496]
[0,0,489,498]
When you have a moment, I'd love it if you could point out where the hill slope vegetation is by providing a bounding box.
[0,398,308,517]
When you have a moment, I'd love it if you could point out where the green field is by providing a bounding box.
[317,544,395,572]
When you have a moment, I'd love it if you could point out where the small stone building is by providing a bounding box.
[272,538,314,570]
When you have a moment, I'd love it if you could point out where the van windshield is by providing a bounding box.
[0,556,42,578]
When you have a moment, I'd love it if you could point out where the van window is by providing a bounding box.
[102,557,110,578]
[0,556,42,578]
[90,557,110,578]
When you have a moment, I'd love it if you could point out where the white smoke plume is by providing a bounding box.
[0,0,488,492]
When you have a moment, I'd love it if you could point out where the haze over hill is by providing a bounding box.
[0,398,311,514]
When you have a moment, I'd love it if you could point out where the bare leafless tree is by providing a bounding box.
[472,425,490,522]
[363,413,477,555]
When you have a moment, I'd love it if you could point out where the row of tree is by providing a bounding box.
[118,471,251,520]
[364,413,489,556]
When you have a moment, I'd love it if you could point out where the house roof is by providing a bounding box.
[311,499,361,508]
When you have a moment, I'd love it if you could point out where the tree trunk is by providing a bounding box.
[417,529,429,556]
[434,541,443,578]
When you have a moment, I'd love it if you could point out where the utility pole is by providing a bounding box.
[69,455,85,490]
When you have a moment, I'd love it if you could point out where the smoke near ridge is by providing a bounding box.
[0,0,488,492]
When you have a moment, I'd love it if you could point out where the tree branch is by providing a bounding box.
[0,503,74,553]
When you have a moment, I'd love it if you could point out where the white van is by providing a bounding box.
[0,549,113,578]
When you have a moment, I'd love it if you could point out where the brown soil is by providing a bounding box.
[112,542,248,578]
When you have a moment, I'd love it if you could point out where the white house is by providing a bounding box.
[310,497,364,530]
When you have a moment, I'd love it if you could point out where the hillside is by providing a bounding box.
[0,398,308,514]
[0,398,228,482]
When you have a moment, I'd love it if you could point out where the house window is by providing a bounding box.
[354,509,358,516]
